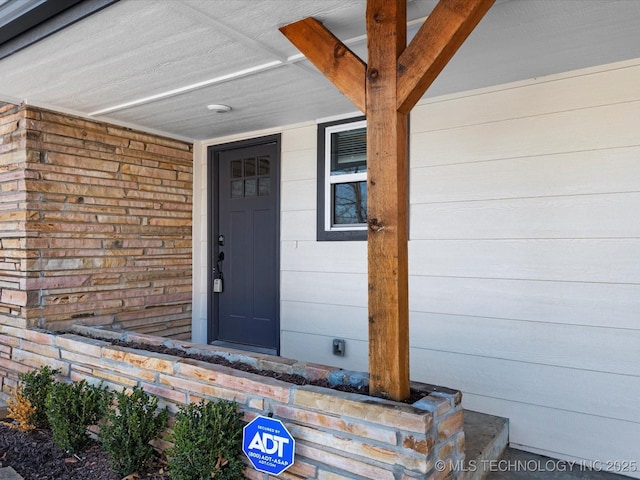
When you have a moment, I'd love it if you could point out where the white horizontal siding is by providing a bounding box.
[281,210,316,241]
[194,59,640,477]
[412,63,640,132]
[279,59,640,476]
[411,193,640,239]
[281,301,367,340]
[281,270,367,308]
[409,275,640,330]
[410,147,640,204]
[410,312,640,376]
[409,239,640,283]
[411,348,640,423]
[280,178,316,211]
[410,61,640,476]
[281,240,366,274]
[410,100,640,168]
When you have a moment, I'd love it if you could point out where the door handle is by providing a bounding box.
[214,251,225,293]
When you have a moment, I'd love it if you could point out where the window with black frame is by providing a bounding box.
[317,117,367,241]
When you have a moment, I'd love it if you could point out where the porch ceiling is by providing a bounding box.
[0,0,639,142]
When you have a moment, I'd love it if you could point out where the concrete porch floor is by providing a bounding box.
[464,409,630,480]
[486,448,633,480]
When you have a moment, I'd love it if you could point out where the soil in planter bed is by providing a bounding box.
[0,423,170,480]
[107,339,428,404]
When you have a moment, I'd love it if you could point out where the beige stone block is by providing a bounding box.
[437,438,455,460]
[297,443,395,480]
[0,325,25,340]
[456,432,465,455]
[291,424,428,473]
[70,363,92,374]
[121,332,166,346]
[0,334,19,348]
[145,143,193,160]
[102,346,176,375]
[159,374,247,404]
[273,470,306,480]
[93,369,138,388]
[178,359,291,403]
[70,325,123,341]
[121,163,176,181]
[286,459,317,479]
[69,370,122,392]
[11,349,69,375]
[317,471,354,480]
[56,334,108,357]
[140,382,186,405]
[272,404,397,445]
[19,339,60,359]
[101,362,158,383]
[402,434,435,455]
[60,349,110,370]
[23,274,91,290]
[413,395,452,417]
[0,356,32,375]
[21,329,56,345]
[437,410,464,441]
[294,386,432,434]
[243,468,263,480]
[45,152,120,173]
[248,397,264,410]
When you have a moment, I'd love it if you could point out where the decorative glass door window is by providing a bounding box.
[230,156,271,198]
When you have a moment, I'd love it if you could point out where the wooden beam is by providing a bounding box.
[396,0,495,114]
[366,0,410,400]
[279,17,367,113]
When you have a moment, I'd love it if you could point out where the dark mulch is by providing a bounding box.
[108,339,427,404]
[0,424,169,480]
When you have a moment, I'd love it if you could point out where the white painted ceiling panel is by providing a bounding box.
[0,0,639,141]
[110,63,356,140]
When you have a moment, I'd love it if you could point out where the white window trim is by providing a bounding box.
[323,119,367,233]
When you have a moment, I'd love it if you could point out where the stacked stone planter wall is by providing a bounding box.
[0,324,465,480]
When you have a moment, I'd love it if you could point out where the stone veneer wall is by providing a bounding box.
[0,324,465,480]
[0,102,193,338]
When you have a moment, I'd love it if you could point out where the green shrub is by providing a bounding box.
[18,365,60,428]
[167,399,244,480]
[99,386,169,476]
[45,379,112,453]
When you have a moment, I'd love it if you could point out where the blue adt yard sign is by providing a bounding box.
[242,416,295,475]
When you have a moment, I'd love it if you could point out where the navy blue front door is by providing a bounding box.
[211,137,280,352]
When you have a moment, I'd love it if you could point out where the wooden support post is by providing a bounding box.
[365,0,410,400]
[280,0,494,401]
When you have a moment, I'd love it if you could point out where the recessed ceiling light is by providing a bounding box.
[207,104,232,113]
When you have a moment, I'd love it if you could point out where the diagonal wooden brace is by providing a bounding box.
[279,18,366,114]
[397,0,495,114]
